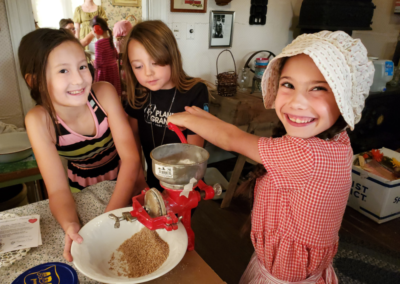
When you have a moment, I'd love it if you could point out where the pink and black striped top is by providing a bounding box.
[55,91,120,191]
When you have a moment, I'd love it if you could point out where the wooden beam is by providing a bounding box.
[221,154,247,208]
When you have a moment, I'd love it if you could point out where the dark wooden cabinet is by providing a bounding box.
[348,86,400,154]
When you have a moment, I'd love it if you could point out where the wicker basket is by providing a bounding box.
[216,49,238,97]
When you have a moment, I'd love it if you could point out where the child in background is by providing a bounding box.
[113,20,133,54]
[59,18,95,81]
[113,20,133,99]
[122,20,209,193]
[168,31,374,283]
[59,18,75,32]
[91,16,121,96]
[19,28,141,262]
[59,18,94,48]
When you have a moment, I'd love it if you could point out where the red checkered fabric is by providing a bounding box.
[246,131,352,283]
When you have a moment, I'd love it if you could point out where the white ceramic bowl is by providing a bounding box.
[71,207,188,284]
[0,132,32,163]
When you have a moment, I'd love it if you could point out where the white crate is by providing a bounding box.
[348,148,400,224]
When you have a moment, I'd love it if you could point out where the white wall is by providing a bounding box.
[165,0,300,83]
[0,0,24,127]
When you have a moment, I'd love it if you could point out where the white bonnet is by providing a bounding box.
[261,31,375,130]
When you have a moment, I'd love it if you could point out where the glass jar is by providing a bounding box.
[238,67,250,90]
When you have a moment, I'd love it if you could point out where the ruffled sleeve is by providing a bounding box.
[98,6,108,22]
[73,6,82,24]
[258,136,314,189]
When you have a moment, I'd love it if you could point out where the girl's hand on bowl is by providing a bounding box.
[63,222,83,262]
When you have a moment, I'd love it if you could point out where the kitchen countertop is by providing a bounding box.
[0,181,225,284]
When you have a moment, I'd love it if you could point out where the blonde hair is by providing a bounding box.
[122,20,209,109]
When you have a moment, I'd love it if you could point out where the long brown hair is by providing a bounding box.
[18,28,83,131]
[122,20,208,109]
[91,16,114,50]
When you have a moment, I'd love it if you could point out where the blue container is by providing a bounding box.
[254,58,269,78]
[12,262,79,284]
[255,64,268,78]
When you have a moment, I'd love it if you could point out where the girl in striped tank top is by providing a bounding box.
[19,28,141,262]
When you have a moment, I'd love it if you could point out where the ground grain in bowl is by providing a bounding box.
[108,227,169,277]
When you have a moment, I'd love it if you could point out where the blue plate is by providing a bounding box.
[12,262,78,284]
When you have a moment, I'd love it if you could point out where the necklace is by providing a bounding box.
[150,89,177,148]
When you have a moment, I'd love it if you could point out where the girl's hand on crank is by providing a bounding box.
[63,222,83,262]
[167,111,191,128]
[184,106,218,120]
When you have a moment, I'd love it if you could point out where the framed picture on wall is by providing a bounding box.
[171,0,207,13]
[209,11,235,48]
[112,0,141,7]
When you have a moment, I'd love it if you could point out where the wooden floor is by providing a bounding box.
[193,158,400,283]
[192,197,254,284]
[340,206,400,254]
[192,158,253,284]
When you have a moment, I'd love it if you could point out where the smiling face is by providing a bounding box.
[274,54,341,139]
[127,39,174,91]
[46,41,92,110]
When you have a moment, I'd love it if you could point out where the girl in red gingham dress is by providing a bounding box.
[168,31,374,284]
[91,16,121,96]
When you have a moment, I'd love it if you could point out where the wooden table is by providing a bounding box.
[0,181,226,284]
[148,250,225,284]
[209,89,279,208]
